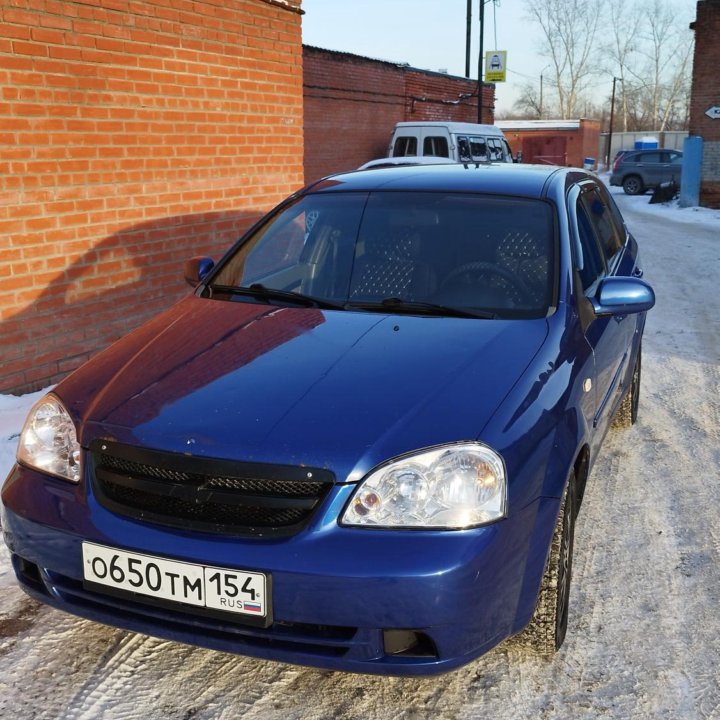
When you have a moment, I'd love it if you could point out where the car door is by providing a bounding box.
[569,181,635,446]
[635,150,664,187]
[421,130,451,158]
[666,151,683,184]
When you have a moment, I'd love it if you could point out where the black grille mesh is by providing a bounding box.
[91,442,334,537]
[99,453,325,497]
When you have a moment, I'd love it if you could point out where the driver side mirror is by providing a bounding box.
[184,256,215,286]
[591,277,655,316]
[514,151,523,164]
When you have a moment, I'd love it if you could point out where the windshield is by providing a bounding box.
[211,191,556,319]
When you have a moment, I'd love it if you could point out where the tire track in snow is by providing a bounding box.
[57,631,304,720]
[638,359,720,720]
[0,595,42,643]
[62,632,168,720]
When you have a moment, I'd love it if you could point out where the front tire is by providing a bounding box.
[622,175,644,195]
[518,476,577,656]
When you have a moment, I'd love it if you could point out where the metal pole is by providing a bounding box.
[465,0,472,78]
[477,0,485,123]
[539,74,543,119]
[607,76,618,170]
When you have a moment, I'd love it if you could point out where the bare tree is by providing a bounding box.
[512,82,544,118]
[630,0,693,131]
[523,0,602,118]
[603,0,644,131]
[522,0,693,130]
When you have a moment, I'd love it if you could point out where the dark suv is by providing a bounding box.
[610,148,683,195]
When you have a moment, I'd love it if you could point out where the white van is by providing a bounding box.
[388,121,516,164]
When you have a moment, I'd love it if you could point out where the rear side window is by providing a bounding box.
[636,151,662,163]
[580,187,623,262]
[423,136,450,157]
[575,200,605,292]
[393,136,417,157]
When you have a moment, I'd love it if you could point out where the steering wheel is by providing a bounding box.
[440,261,533,304]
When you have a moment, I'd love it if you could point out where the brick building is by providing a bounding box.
[689,0,720,207]
[0,0,304,393]
[303,46,495,182]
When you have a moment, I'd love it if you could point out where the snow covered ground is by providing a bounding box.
[1,185,719,719]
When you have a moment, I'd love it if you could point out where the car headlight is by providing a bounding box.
[341,443,507,529]
[16,395,81,483]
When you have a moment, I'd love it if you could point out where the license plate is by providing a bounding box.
[82,542,268,623]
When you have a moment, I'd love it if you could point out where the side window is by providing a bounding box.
[669,152,683,165]
[456,136,471,161]
[393,136,417,157]
[595,183,627,245]
[638,151,662,163]
[501,139,513,163]
[600,189,628,251]
[581,187,623,262]
[423,135,450,158]
[487,138,504,161]
[575,199,605,292]
[469,136,488,161]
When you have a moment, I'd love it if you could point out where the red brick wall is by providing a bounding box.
[690,0,720,207]
[404,69,494,124]
[303,47,495,182]
[303,48,405,182]
[0,0,304,393]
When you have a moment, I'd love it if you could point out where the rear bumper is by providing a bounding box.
[1,463,555,676]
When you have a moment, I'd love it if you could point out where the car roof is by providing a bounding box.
[622,148,682,159]
[305,163,574,199]
[357,156,453,170]
[393,121,504,135]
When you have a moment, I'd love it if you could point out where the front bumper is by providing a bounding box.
[1,463,555,676]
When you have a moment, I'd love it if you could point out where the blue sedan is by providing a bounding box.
[1,164,654,675]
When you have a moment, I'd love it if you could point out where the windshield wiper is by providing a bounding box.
[208,283,346,310]
[345,297,496,319]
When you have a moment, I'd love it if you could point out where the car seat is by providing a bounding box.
[349,228,436,301]
[494,230,548,307]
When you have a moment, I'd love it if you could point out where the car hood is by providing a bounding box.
[69,296,549,483]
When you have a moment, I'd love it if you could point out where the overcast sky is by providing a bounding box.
[301,0,697,117]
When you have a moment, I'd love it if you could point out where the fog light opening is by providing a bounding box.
[383,629,438,658]
[13,554,44,588]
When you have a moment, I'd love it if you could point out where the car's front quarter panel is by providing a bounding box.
[476,303,595,627]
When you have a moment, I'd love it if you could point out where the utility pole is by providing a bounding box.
[539,74,543,119]
[606,76,622,169]
[477,0,485,123]
[465,0,472,78]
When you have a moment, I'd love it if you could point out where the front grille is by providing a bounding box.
[90,440,335,537]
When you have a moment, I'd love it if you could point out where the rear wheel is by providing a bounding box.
[518,476,576,656]
[622,175,644,195]
[613,346,642,429]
